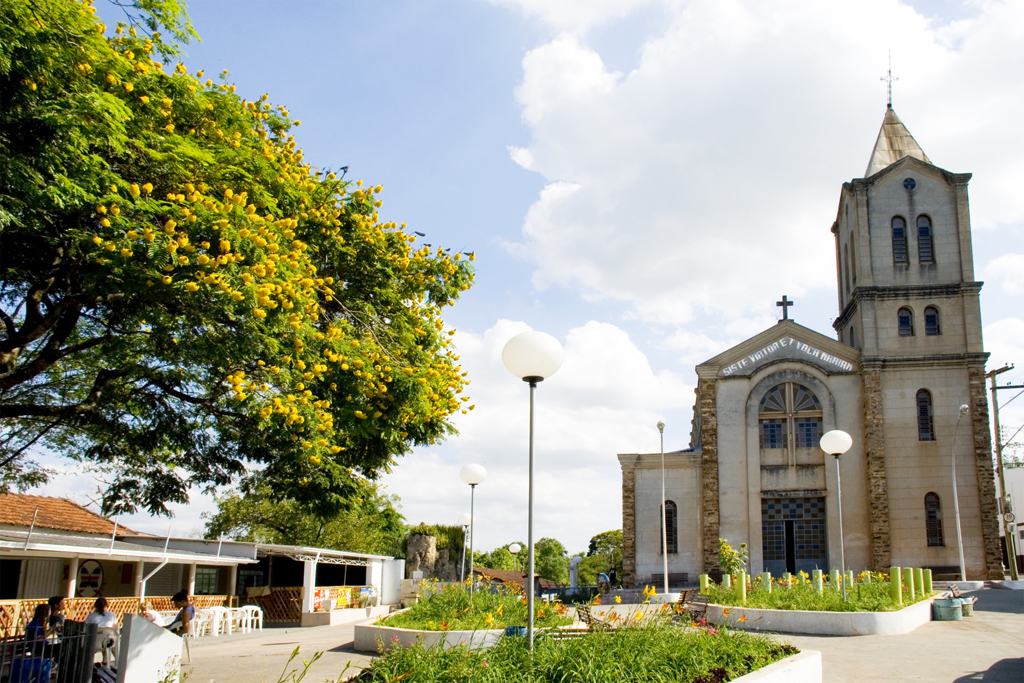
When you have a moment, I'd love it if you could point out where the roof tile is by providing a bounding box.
[0,493,141,536]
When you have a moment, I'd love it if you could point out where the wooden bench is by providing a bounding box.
[575,604,612,632]
[688,594,710,622]
[538,627,595,641]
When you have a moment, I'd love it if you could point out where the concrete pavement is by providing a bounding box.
[782,588,1023,682]
[181,588,1021,682]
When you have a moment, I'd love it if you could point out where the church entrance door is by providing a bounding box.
[761,497,827,576]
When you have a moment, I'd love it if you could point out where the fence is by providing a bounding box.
[244,586,371,623]
[0,595,235,638]
[0,620,97,683]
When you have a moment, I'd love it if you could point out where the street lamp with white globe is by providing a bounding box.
[501,330,564,650]
[820,429,853,602]
[460,464,487,596]
[459,513,473,583]
[509,543,522,573]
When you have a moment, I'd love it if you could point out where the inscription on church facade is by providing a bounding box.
[720,337,855,377]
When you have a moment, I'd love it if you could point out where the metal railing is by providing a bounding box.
[0,620,98,683]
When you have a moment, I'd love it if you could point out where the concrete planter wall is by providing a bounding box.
[732,650,821,683]
[353,621,503,653]
[301,605,390,628]
[707,596,935,636]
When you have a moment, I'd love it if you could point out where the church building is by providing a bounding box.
[619,106,1003,585]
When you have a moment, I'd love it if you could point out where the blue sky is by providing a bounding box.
[41,0,1024,555]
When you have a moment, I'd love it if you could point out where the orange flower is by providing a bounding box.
[737,614,748,623]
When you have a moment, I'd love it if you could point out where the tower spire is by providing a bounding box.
[880,51,898,109]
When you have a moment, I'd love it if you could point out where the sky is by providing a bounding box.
[37,0,1024,556]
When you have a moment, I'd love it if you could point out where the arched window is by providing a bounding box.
[898,307,914,336]
[924,306,940,336]
[850,233,857,285]
[660,501,678,555]
[925,493,944,547]
[892,217,908,264]
[759,383,823,452]
[844,244,851,296]
[917,216,933,263]
[917,390,935,441]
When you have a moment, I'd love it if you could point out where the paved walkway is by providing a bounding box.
[784,588,1023,682]
[181,622,375,683]
[182,588,1022,682]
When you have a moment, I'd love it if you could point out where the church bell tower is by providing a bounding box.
[831,106,1002,578]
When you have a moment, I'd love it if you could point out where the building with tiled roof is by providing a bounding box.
[0,492,143,536]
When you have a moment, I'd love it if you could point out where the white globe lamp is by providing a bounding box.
[820,429,852,601]
[460,464,486,594]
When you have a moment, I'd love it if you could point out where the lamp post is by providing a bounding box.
[509,543,522,573]
[952,404,969,581]
[459,513,473,583]
[570,554,582,589]
[460,465,487,596]
[502,330,564,651]
[820,429,853,602]
[658,421,669,596]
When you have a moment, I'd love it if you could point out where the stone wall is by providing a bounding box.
[699,378,720,574]
[968,365,1005,579]
[861,368,892,571]
[619,454,638,588]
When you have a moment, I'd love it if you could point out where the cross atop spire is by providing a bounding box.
[880,51,898,109]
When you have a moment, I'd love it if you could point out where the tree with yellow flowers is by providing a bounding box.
[0,0,475,516]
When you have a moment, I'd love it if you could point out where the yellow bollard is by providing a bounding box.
[813,569,824,596]
[722,574,731,588]
[923,569,933,594]
[761,571,772,593]
[700,574,709,593]
[738,570,747,604]
[914,568,924,597]
[903,567,915,601]
[890,567,902,606]
[783,572,792,588]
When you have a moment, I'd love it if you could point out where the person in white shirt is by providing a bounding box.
[84,596,117,628]
[140,601,165,627]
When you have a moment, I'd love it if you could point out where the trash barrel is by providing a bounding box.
[932,598,963,621]
[504,626,527,637]
[961,597,975,617]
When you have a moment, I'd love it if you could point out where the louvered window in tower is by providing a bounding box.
[898,308,914,336]
[892,217,908,264]
[917,216,933,263]
[925,307,941,336]
[917,389,935,441]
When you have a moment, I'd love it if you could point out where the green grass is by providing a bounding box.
[353,622,798,682]
[382,581,573,631]
[706,577,934,612]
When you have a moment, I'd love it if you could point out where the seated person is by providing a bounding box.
[165,590,194,635]
[85,596,118,652]
[24,603,50,654]
[140,601,165,626]
[47,596,65,638]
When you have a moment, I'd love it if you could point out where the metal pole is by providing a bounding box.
[952,408,967,581]
[659,422,668,596]
[469,485,476,597]
[460,526,468,583]
[834,454,847,602]
[527,380,536,650]
[989,365,1019,580]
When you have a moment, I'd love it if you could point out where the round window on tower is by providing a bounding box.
[903,178,916,190]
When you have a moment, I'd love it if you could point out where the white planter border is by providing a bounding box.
[732,650,821,683]
[706,595,935,636]
[353,619,503,653]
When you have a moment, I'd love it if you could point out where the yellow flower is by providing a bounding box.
[162,275,172,285]
[614,596,621,604]
[484,614,493,625]
[252,307,267,319]
[185,282,199,292]
[139,95,149,104]
[142,183,153,194]
[123,82,133,92]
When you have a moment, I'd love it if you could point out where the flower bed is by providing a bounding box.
[381,581,572,631]
[706,596,936,636]
[352,621,806,682]
[705,574,933,612]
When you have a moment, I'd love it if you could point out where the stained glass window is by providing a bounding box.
[761,419,787,449]
[898,308,914,336]
[759,383,823,456]
[759,386,787,413]
[794,418,822,448]
[925,493,944,547]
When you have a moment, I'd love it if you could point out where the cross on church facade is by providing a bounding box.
[777,295,794,320]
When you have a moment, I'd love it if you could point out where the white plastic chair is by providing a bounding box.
[241,604,264,632]
[94,626,118,666]
[228,607,249,633]
[207,607,229,636]
[191,609,215,637]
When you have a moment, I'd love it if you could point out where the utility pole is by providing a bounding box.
[988,364,1020,580]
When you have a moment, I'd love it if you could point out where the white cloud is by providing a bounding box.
[382,318,692,552]
[485,0,657,34]
[984,253,1024,294]
[498,0,1024,326]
